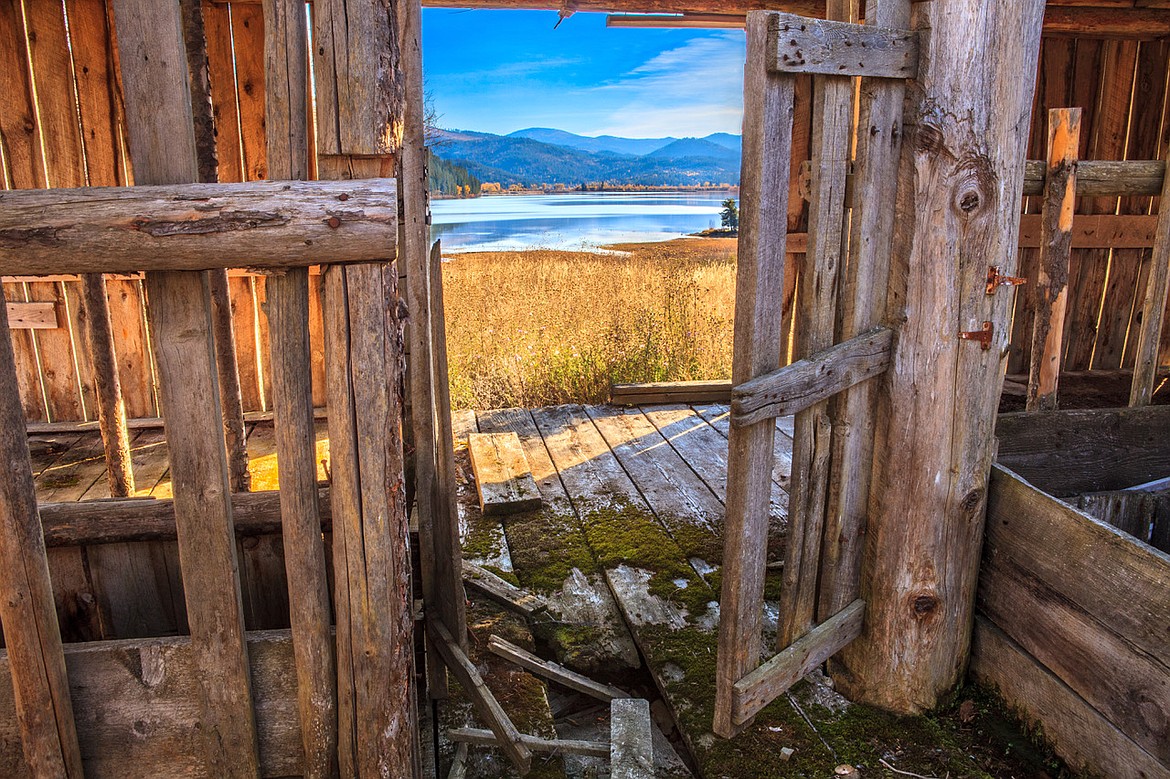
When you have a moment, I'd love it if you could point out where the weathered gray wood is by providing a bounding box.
[487,635,628,702]
[0,630,304,779]
[207,270,251,493]
[112,0,261,767]
[971,619,1166,779]
[732,327,892,427]
[427,618,533,772]
[312,0,404,156]
[610,698,653,779]
[79,274,134,496]
[983,465,1170,679]
[714,10,795,739]
[0,288,84,775]
[38,486,333,546]
[446,728,609,760]
[1028,108,1081,412]
[263,0,338,770]
[818,0,910,622]
[462,561,554,619]
[0,180,398,276]
[996,405,1170,496]
[836,0,1045,713]
[765,11,917,79]
[323,261,418,777]
[1022,159,1164,197]
[468,432,542,515]
[733,599,864,726]
[1129,164,1170,406]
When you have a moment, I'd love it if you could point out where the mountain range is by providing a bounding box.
[428,127,742,188]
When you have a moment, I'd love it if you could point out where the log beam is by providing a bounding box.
[0,179,398,276]
[836,0,1046,713]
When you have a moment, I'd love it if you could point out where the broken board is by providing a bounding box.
[468,431,543,516]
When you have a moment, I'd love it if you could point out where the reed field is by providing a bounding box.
[441,237,737,409]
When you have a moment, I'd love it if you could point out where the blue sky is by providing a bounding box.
[421,9,745,139]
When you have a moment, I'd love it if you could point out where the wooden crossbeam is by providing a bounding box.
[610,379,732,405]
[732,599,865,726]
[427,618,533,773]
[731,328,893,427]
[0,179,397,276]
[765,12,918,79]
[4,302,58,329]
[1018,214,1156,250]
[446,728,609,759]
[487,635,629,702]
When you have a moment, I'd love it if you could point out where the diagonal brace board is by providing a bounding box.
[732,599,865,726]
[766,12,918,79]
[731,327,893,427]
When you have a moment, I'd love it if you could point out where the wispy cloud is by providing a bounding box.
[590,32,745,137]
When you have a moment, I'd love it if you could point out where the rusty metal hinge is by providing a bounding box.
[958,321,994,350]
[985,266,1027,295]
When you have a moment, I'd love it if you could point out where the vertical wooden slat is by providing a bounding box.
[110,0,261,772]
[1130,167,1170,405]
[232,3,267,182]
[777,0,854,650]
[818,0,912,620]
[713,11,794,739]
[779,75,812,365]
[264,0,340,770]
[1028,109,1081,412]
[230,275,265,411]
[0,302,84,776]
[203,0,244,183]
[837,0,1045,713]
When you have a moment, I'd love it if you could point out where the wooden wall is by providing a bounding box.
[1,0,326,425]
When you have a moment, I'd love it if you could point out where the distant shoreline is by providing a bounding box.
[432,185,739,200]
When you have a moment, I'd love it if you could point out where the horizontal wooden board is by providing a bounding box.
[0,630,301,778]
[971,618,1166,779]
[1018,213,1159,248]
[0,180,397,275]
[980,467,1170,761]
[765,12,918,79]
[1022,159,1164,197]
[611,380,733,405]
[996,406,1170,495]
[467,432,542,515]
[5,302,58,329]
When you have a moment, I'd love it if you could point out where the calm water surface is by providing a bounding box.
[430,191,732,252]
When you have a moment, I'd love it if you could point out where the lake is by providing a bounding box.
[429,191,734,252]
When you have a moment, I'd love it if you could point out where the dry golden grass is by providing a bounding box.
[442,237,737,409]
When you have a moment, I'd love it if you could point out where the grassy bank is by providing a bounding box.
[442,237,736,409]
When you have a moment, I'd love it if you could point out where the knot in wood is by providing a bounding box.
[913,122,947,156]
[911,593,940,620]
[951,154,997,218]
[960,488,983,514]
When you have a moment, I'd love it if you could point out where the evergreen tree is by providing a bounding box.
[720,197,739,229]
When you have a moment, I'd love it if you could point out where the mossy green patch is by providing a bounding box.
[499,508,597,593]
[461,512,507,564]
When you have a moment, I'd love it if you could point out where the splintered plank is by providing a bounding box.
[610,698,654,779]
[452,410,514,577]
[468,432,542,516]
[477,407,641,672]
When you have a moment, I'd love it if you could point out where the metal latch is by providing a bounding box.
[985,266,1026,295]
[958,321,994,350]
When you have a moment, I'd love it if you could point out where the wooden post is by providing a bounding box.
[713,11,795,738]
[1129,165,1170,406]
[1028,108,1081,412]
[818,0,911,621]
[79,274,134,496]
[263,0,339,772]
[0,302,83,776]
[111,0,261,770]
[777,0,854,649]
[835,0,1046,713]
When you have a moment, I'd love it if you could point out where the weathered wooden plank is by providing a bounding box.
[0,297,83,774]
[836,0,1045,713]
[4,302,58,329]
[0,180,399,276]
[111,0,260,768]
[461,562,553,620]
[1130,167,1170,405]
[0,629,303,778]
[732,598,864,727]
[971,619,1166,779]
[467,432,542,516]
[1022,159,1164,197]
[732,327,892,427]
[1028,108,1081,411]
[996,405,1170,495]
[427,618,533,773]
[610,380,732,405]
[765,11,917,79]
[715,10,795,738]
[1017,213,1159,248]
[446,728,609,760]
[487,635,628,702]
[230,3,267,181]
[610,698,654,779]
